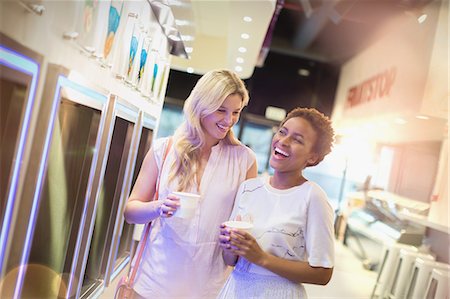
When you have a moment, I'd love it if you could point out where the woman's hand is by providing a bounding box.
[228,229,268,267]
[218,224,233,250]
[219,223,239,266]
[159,194,180,218]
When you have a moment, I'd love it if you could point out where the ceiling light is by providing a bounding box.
[187,67,194,73]
[394,118,407,125]
[238,47,247,53]
[168,34,181,41]
[416,115,429,120]
[243,16,252,22]
[298,68,310,76]
[241,33,250,39]
[236,57,244,64]
[185,47,193,53]
[175,19,191,26]
[417,13,427,23]
[181,35,194,41]
[234,66,243,72]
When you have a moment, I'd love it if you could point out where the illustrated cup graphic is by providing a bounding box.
[172,192,201,219]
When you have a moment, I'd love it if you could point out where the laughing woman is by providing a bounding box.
[218,107,335,298]
[124,69,257,298]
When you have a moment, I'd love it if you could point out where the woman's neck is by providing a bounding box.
[270,171,307,190]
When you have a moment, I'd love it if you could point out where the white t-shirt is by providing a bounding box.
[133,137,256,298]
[230,176,335,276]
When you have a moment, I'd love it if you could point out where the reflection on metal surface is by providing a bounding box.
[147,0,189,59]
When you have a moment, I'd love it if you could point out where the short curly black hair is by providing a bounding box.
[279,107,335,167]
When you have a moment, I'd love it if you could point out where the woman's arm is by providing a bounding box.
[245,161,258,179]
[124,148,161,224]
[228,231,333,284]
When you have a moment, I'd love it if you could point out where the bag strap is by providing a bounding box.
[127,137,173,286]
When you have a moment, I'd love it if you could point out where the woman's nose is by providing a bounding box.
[223,113,233,125]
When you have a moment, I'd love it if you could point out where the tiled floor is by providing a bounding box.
[101,240,377,298]
[304,240,377,298]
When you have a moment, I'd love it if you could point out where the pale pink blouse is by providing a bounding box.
[133,137,256,298]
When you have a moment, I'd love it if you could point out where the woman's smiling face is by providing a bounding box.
[201,94,243,143]
[270,117,319,173]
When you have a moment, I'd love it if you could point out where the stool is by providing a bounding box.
[424,268,450,299]
[370,243,418,299]
[405,259,450,299]
[386,250,434,299]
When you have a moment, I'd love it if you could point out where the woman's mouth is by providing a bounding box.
[273,147,289,158]
[217,123,229,132]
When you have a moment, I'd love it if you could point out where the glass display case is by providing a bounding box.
[2,64,109,299]
[0,33,43,298]
[80,97,140,298]
[110,113,156,283]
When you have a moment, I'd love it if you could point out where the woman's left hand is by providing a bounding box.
[228,230,268,266]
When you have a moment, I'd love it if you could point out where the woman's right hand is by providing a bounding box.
[159,194,180,218]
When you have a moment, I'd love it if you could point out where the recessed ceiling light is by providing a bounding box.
[175,19,191,26]
[238,47,247,53]
[418,13,427,23]
[235,66,243,72]
[236,57,244,64]
[298,68,310,76]
[168,34,181,41]
[185,47,193,53]
[181,35,194,41]
[241,33,250,39]
[187,67,194,73]
[416,115,429,120]
[243,16,252,22]
[394,118,407,125]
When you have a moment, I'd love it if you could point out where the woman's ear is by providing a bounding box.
[307,153,320,166]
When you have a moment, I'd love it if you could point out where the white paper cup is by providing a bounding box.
[172,191,201,219]
[223,220,254,234]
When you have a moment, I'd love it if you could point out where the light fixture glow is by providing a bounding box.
[243,16,252,22]
[241,33,250,39]
[185,47,193,53]
[236,57,244,64]
[187,67,194,73]
[298,68,310,76]
[181,35,194,41]
[394,118,407,125]
[234,66,243,72]
[175,19,191,26]
[418,13,427,23]
[238,47,247,53]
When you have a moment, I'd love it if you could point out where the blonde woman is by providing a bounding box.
[124,69,257,298]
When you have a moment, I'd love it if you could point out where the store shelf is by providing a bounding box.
[399,211,450,234]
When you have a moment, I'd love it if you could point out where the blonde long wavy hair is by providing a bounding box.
[168,69,249,191]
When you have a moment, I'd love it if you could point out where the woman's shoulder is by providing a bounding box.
[239,176,265,191]
[152,136,173,156]
[225,142,255,157]
[304,181,333,209]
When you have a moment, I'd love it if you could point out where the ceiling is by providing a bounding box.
[167,0,435,78]
[168,0,277,79]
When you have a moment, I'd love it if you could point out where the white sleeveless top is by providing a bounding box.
[133,137,256,298]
